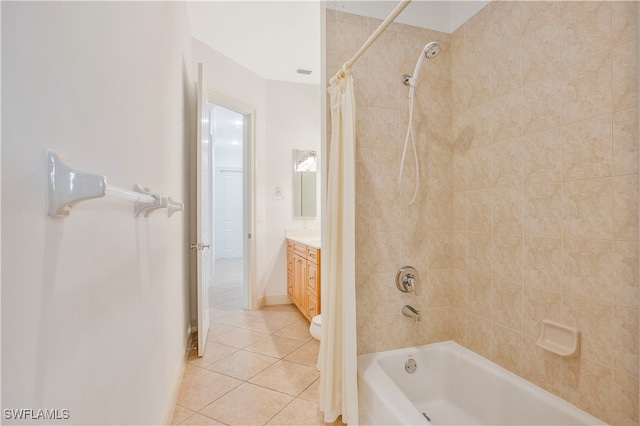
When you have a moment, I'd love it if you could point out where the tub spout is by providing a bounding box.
[402,305,422,322]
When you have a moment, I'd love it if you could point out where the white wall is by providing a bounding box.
[1,2,192,424]
[191,38,268,313]
[264,80,321,300]
[191,41,321,306]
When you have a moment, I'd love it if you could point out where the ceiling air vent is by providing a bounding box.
[296,69,312,75]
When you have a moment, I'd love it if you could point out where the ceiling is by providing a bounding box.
[187,1,322,85]
[185,1,488,85]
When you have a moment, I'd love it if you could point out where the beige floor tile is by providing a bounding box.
[261,310,306,326]
[259,303,300,313]
[267,398,338,426]
[244,335,305,358]
[210,328,269,349]
[215,310,264,327]
[298,378,319,403]
[209,307,234,319]
[176,369,242,411]
[241,317,289,334]
[187,342,238,368]
[170,405,194,425]
[206,322,237,338]
[284,339,320,368]
[242,309,307,336]
[273,319,313,342]
[205,350,279,381]
[176,262,328,425]
[263,312,300,334]
[199,382,293,425]
[249,360,320,396]
[182,363,203,379]
[179,413,225,425]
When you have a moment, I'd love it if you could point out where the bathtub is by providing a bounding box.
[357,340,606,425]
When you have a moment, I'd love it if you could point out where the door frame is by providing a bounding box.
[206,89,257,310]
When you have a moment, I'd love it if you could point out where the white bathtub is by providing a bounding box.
[357,340,606,425]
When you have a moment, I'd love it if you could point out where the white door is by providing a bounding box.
[193,63,211,357]
[215,169,243,259]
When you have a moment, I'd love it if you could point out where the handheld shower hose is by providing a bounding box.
[399,42,441,206]
[399,91,420,205]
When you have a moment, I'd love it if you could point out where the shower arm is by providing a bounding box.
[402,75,418,99]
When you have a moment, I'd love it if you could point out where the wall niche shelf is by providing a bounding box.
[536,320,581,357]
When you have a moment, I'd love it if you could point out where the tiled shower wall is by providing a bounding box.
[326,10,458,355]
[326,1,639,424]
[450,2,638,424]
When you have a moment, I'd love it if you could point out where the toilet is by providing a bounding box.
[309,314,321,340]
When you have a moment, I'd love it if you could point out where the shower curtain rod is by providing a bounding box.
[329,0,412,85]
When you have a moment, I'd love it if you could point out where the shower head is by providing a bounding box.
[412,42,440,83]
[424,41,441,59]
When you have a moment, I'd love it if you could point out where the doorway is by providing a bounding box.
[207,102,252,312]
[215,168,243,259]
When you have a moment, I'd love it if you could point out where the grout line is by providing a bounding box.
[178,259,321,424]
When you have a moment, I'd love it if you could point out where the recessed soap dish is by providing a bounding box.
[536,320,581,357]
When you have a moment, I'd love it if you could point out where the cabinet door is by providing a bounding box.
[307,261,320,318]
[287,248,295,301]
[287,247,295,276]
[287,272,294,300]
[307,262,318,293]
[294,255,307,315]
[307,290,317,319]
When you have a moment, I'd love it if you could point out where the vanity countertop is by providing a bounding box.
[287,236,321,249]
[285,229,321,249]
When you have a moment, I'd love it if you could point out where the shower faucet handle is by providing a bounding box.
[396,266,419,293]
[403,274,416,292]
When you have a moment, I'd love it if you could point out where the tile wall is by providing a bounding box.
[326,9,458,355]
[326,1,639,424]
[450,2,638,423]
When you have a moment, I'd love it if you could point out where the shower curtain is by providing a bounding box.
[319,71,358,424]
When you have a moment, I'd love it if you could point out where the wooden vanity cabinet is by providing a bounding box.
[286,239,321,321]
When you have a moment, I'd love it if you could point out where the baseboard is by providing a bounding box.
[161,324,192,425]
[258,295,293,307]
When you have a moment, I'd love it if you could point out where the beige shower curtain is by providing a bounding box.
[319,71,359,424]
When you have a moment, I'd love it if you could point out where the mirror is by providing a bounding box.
[293,149,317,218]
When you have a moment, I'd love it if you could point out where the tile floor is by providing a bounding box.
[171,259,340,426]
